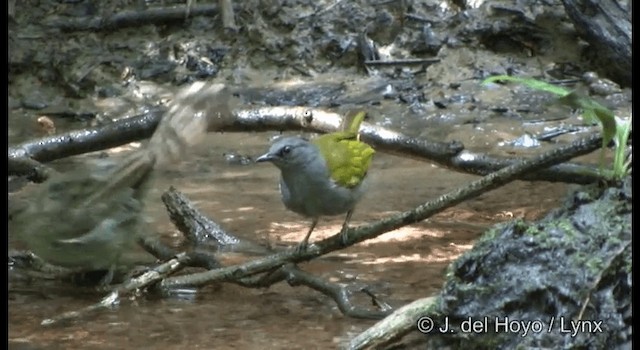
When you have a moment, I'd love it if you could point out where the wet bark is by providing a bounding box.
[561,0,631,87]
[44,4,220,32]
[8,106,606,185]
[351,176,631,349]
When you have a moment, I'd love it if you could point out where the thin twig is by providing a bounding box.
[297,0,345,19]
[41,253,189,326]
[136,233,223,270]
[363,58,441,66]
[281,264,392,319]
[404,13,438,23]
[41,290,121,326]
[577,295,590,321]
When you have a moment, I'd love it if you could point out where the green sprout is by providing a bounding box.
[482,75,631,180]
[612,115,632,178]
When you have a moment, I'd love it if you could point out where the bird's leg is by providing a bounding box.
[339,210,354,246]
[295,218,318,254]
[97,264,116,288]
[98,251,123,288]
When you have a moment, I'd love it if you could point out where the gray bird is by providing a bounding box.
[256,111,375,252]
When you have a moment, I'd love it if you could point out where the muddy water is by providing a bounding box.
[9,132,579,349]
[9,0,628,346]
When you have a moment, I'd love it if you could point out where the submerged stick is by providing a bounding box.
[41,253,189,326]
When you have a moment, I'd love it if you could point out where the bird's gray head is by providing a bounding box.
[256,137,320,171]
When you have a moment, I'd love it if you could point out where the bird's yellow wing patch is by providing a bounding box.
[312,117,375,188]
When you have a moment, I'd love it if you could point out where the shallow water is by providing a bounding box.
[9,132,580,349]
[9,0,629,347]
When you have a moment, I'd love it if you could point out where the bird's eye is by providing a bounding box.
[280,146,292,156]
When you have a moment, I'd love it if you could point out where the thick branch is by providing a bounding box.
[161,187,240,247]
[219,0,237,30]
[347,296,438,350]
[339,134,602,247]
[8,108,163,163]
[160,134,602,289]
[8,157,57,183]
[160,187,390,319]
[8,107,605,184]
[44,5,221,32]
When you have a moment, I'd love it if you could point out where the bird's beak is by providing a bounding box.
[255,153,274,163]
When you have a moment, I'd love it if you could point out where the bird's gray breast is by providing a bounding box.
[278,159,366,218]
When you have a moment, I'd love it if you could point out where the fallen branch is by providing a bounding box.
[8,107,606,184]
[44,4,221,32]
[8,157,57,183]
[8,250,84,279]
[363,58,441,66]
[41,253,190,326]
[270,264,392,320]
[161,187,241,247]
[160,133,602,289]
[159,187,391,319]
[347,296,438,350]
[8,108,163,163]
[219,0,237,30]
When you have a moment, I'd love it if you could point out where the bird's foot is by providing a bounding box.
[339,226,350,247]
[294,240,309,254]
[96,265,116,289]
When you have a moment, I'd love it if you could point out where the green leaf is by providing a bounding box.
[482,76,617,148]
[483,75,624,178]
[557,92,617,146]
[482,75,570,96]
[612,116,632,179]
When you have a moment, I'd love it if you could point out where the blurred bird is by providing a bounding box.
[10,82,232,284]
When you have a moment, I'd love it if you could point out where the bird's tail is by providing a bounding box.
[340,110,367,140]
[147,82,233,167]
[83,82,234,203]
